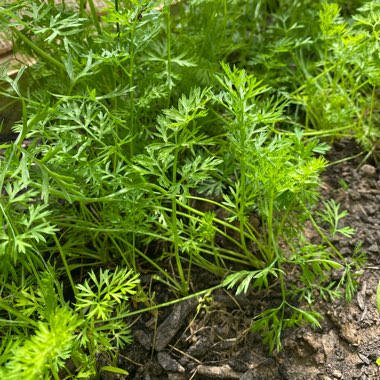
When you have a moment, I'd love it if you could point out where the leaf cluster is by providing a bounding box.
[0,0,367,369]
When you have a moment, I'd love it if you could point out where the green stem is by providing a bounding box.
[0,200,19,260]
[369,85,375,127]
[124,284,223,318]
[290,62,339,98]
[266,189,276,264]
[306,207,344,261]
[166,0,172,94]
[116,236,182,291]
[79,0,86,16]
[88,0,102,35]
[8,26,65,71]
[0,299,39,328]
[267,123,354,137]
[114,0,120,35]
[174,200,266,266]
[53,235,78,299]
[171,147,187,294]
[128,28,136,157]
[275,197,296,243]
[238,165,248,252]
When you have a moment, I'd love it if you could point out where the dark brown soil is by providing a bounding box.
[111,139,380,380]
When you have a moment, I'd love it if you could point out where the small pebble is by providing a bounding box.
[364,204,377,216]
[367,242,379,253]
[359,164,377,177]
[228,358,248,372]
[339,247,351,256]
[157,352,185,373]
[349,191,361,201]
[358,353,371,365]
[135,330,152,350]
[168,374,185,380]
[331,369,343,379]
[196,364,241,379]
[360,214,370,223]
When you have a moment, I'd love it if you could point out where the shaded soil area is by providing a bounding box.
[114,140,380,380]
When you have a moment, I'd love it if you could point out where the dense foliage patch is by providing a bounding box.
[0,0,376,377]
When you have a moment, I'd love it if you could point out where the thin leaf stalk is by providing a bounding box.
[171,145,188,294]
[126,284,223,318]
[235,93,250,257]
[114,0,120,35]
[0,299,39,328]
[238,160,249,252]
[128,28,136,157]
[174,200,266,267]
[0,202,18,261]
[88,0,102,35]
[115,236,183,292]
[266,188,276,264]
[275,197,297,243]
[53,235,78,299]
[166,0,173,95]
[305,207,345,261]
[6,25,65,71]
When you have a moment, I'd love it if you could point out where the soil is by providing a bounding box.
[112,139,380,380]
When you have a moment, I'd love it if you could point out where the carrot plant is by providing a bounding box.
[0,0,367,374]
[0,266,139,378]
[296,2,380,161]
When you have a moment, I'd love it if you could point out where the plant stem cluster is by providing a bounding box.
[0,0,370,376]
